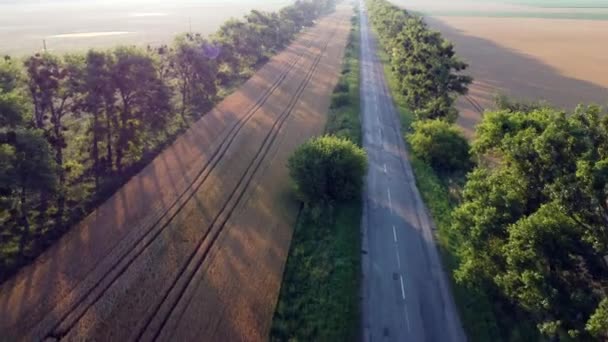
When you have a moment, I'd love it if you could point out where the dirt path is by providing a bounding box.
[0,6,352,341]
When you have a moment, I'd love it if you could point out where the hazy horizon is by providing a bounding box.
[0,0,291,55]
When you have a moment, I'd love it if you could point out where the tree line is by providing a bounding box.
[366,0,472,177]
[0,0,336,282]
[366,0,471,123]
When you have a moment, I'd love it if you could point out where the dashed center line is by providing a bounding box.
[395,248,401,269]
[383,163,387,174]
[392,225,397,242]
[387,189,392,209]
[404,306,411,332]
[399,274,406,300]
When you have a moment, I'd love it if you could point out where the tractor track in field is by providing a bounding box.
[38,18,339,342]
[464,94,485,114]
[137,24,340,341]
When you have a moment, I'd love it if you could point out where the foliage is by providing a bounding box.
[587,298,608,339]
[408,119,471,174]
[453,104,608,339]
[366,0,471,122]
[288,136,367,204]
[0,0,336,284]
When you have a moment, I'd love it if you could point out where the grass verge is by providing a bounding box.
[270,9,362,341]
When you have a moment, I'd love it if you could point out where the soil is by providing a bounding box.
[426,16,608,137]
[0,5,352,341]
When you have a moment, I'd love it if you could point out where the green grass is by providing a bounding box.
[270,10,363,342]
[270,200,362,341]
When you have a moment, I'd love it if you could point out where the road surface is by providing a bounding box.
[0,6,352,341]
[359,2,466,341]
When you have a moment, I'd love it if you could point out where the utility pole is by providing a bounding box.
[42,39,47,52]
[189,17,192,34]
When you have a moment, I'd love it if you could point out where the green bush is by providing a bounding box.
[408,119,471,174]
[288,135,367,204]
[330,92,350,109]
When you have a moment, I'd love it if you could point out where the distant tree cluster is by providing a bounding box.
[454,103,608,339]
[0,0,336,282]
[366,0,471,123]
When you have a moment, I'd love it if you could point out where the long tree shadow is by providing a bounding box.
[424,16,608,137]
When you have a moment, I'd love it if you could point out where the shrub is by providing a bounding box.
[408,119,471,174]
[288,135,367,204]
[330,92,350,109]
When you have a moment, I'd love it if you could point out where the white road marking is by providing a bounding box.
[387,189,392,210]
[399,275,406,299]
[395,248,401,269]
[404,306,411,332]
[392,225,397,242]
[383,163,387,174]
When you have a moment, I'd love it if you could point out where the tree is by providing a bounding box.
[408,119,471,174]
[82,50,113,188]
[367,0,472,121]
[24,53,80,186]
[0,129,57,249]
[453,104,608,339]
[171,34,219,121]
[288,136,367,204]
[111,47,172,171]
[0,59,27,128]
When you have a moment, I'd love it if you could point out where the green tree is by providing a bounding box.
[408,119,471,173]
[367,0,471,121]
[82,50,114,188]
[453,104,608,339]
[0,58,27,128]
[111,47,172,171]
[288,135,367,204]
[171,34,219,121]
[1,129,57,250]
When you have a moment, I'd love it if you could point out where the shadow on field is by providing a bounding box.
[424,17,608,138]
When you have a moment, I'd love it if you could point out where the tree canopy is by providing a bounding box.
[453,104,608,339]
[366,0,471,122]
[288,136,367,204]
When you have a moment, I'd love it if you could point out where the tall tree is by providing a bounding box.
[111,47,171,171]
[83,51,112,188]
[171,34,219,121]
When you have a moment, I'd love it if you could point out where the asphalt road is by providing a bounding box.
[359,2,467,341]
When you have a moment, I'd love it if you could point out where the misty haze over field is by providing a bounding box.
[0,0,291,55]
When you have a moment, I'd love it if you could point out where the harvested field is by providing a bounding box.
[426,17,608,138]
[0,5,352,341]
